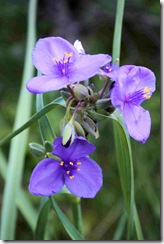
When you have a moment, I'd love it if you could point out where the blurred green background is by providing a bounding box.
[0,0,160,240]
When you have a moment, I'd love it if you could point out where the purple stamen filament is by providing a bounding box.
[53,52,73,75]
[60,160,81,179]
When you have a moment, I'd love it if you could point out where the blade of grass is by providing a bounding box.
[49,196,84,240]
[1,0,37,239]
[0,149,38,231]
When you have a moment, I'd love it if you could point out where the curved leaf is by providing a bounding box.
[49,196,84,240]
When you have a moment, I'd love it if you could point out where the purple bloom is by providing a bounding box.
[110,65,156,143]
[29,136,103,198]
[26,37,111,94]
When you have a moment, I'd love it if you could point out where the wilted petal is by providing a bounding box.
[29,158,64,196]
[26,75,69,94]
[52,137,96,162]
[32,37,78,75]
[123,103,151,143]
[69,54,112,82]
[65,157,103,198]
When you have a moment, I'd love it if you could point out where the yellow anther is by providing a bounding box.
[64,52,73,58]
[53,57,58,62]
[144,87,151,95]
[69,162,74,166]
[66,170,70,174]
[69,175,74,180]
[60,161,64,166]
[144,95,151,99]
[63,59,68,63]
[76,162,81,165]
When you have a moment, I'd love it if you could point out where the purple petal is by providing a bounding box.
[116,65,156,95]
[65,157,103,198]
[32,37,78,75]
[29,158,64,196]
[122,103,151,143]
[52,136,96,162]
[26,75,69,94]
[68,54,111,82]
[110,81,125,112]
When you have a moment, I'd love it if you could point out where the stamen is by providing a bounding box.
[69,175,74,179]
[64,52,73,58]
[144,95,151,99]
[66,170,70,174]
[144,87,151,95]
[60,161,64,166]
[53,57,58,62]
[143,87,151,100]
[69,162,74,166]
[76,162,81,165]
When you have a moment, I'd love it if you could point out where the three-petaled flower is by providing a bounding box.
[110,65,156,143]
[26,36,111,94]
[29,136,103,198]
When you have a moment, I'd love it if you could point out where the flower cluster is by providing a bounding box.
[27,37,156,198]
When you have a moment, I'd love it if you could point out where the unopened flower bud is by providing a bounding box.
[62,118,76,147]
[29,142,46,157]
[71,84,89,100]
[81,116,99,139]
[74,120,86,137]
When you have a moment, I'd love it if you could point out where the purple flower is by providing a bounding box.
[110,65,156,143]
[26,37,111,94]
[29,136,103,198]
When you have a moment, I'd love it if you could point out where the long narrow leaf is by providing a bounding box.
[112,109,134,239]
[0,97,65,147]
[49,196,84,240]
[0,0,37,240]
[0,149,38,231]
[34,198,51,240]
[36,94,55,142]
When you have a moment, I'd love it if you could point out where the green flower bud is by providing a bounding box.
[96,98,111,110]
[29,142,46,157]
[74,120,86,137]
[81,116,99,139]
[71,84,89,99]
[62,118,76,147]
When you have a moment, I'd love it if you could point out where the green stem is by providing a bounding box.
[71,197,83,235]
[1,0,37,240]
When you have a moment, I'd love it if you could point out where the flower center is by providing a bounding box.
[59,160,81,179]
[53,52,73,76]
[126,86,152,104]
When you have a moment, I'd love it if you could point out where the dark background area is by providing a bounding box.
[0,0,160,240]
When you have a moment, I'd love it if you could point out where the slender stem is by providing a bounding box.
[67,85,78,100]
[71,197,83,235]
[99,78,110,99]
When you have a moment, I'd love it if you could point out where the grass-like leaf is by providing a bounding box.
[49,196,84,240]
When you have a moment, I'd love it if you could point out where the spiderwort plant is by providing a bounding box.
[29,136,102,198]
[110,65,156,143]
[26,36,111,94]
